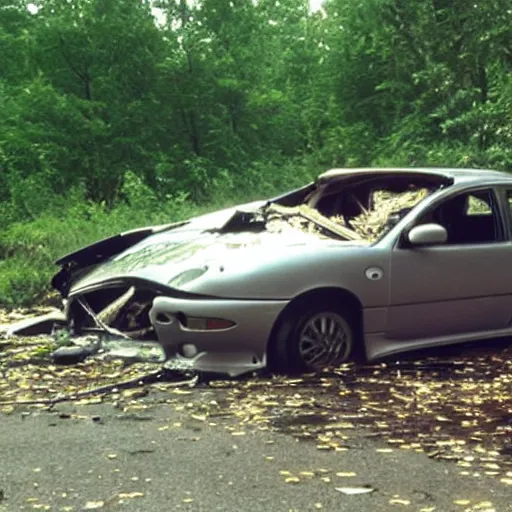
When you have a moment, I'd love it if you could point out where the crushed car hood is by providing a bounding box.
[67,228,366,296]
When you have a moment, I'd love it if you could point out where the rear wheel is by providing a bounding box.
[271,300,356,373]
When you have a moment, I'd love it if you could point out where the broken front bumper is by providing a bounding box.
[149,296,289,376]
[5,285,289,377]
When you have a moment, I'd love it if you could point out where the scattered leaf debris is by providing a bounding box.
[335,486,375,495]
[83,501,104,510]
[1,310,511,495]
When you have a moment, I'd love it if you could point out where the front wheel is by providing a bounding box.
[271,301,356,373]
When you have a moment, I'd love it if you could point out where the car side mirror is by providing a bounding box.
[407,223,447,246]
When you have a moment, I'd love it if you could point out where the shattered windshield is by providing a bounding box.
[223,173,445,243]
[329,186,431,242]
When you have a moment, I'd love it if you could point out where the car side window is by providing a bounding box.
[419,189,503,244]
[507,191,512,219]
[466,195,492,215]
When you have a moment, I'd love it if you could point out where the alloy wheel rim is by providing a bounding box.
[298,312,351,369]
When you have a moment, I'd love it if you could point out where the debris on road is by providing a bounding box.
[0,308,511,491]
[335,486,375,495]
[1,316,199,408]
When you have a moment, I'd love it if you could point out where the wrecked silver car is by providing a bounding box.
[25,167,512,376]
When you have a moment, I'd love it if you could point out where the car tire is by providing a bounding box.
[271,300,356,373]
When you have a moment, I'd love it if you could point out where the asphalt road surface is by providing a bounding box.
[0,384,510,512]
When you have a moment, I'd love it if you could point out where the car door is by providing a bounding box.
[386,187,512,342]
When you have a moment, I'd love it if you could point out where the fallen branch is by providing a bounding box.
[266,204,363,241]
[77,297,131,339]
[0,370,198,407]
[97,286,135,325]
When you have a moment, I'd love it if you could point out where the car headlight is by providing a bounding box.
[168,267,208,287]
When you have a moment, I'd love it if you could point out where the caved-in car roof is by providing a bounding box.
[317,167,512,185]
